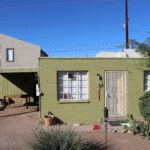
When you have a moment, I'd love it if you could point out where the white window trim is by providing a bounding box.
[6,48,14,62]
[58,71,89,101]
[144,71,150,91]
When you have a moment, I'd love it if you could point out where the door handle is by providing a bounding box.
[106,92,110,98]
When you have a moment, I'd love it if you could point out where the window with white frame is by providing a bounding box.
[6,48,14,62]
[144,71,150,91]
[58,71,88,100]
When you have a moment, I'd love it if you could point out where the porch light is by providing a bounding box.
[97,74,102,81]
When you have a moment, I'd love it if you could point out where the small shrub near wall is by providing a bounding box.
[28,128,106,150]
[28,128,86,150]
[139,91,150,121]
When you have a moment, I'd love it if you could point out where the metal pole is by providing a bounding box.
[104,107,108,145]
[105,118,108,145]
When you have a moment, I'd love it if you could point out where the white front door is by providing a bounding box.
[105,71,126,117]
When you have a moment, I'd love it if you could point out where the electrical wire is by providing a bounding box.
[0,0,105,10]
[49,47,122,53]
[130,29,150,34]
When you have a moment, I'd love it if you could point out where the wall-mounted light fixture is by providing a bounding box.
[97,74,102,81]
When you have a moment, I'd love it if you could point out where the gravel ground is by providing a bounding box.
[0,111,150,150]
[79,131,150,150]
[0,112,39,150]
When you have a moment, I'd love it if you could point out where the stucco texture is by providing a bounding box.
[39,58,150,124]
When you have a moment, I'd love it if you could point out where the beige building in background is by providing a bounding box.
[0,33,47,104]
[0,33,47,69]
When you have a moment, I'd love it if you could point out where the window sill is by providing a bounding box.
[6,61,14,62]
[58,100,90,104]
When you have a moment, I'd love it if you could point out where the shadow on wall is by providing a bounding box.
[1,73,36,98]
[53,117,64,125]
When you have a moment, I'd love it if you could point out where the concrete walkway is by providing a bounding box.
[41,121,124,133]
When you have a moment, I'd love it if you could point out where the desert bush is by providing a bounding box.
[139,91,150,121]
[28,127,91,150]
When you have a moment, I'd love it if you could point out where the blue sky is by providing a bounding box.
[0,0,150,57]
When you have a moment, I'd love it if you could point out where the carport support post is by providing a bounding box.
[26,97,28,109]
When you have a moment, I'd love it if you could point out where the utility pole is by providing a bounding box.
[125,0,129,49]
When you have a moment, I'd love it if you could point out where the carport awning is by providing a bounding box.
[0,68,38,73]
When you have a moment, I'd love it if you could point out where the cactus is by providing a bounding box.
[138,121,146,136]
[124,114,137,134]
[145,121,150,138]
[124,125,129,131]
[124,114,150,138]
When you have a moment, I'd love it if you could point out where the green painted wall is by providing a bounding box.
[39,58,150,124]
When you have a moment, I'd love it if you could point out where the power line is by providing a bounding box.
[131,19,150,24]
[0,19,122,30]
[0,0,104,10]
[49,47,122,53]
[130,29,150,34]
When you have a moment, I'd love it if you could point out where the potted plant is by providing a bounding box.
[44,111,54,126]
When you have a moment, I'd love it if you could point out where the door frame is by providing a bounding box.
[104,71,127,117]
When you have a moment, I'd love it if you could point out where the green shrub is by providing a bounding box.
[28,128,91,150]
[139,91,150,121]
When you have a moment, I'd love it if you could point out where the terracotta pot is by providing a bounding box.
[44,117,53,126]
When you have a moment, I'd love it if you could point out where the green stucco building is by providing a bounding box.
[39,58,150,124]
